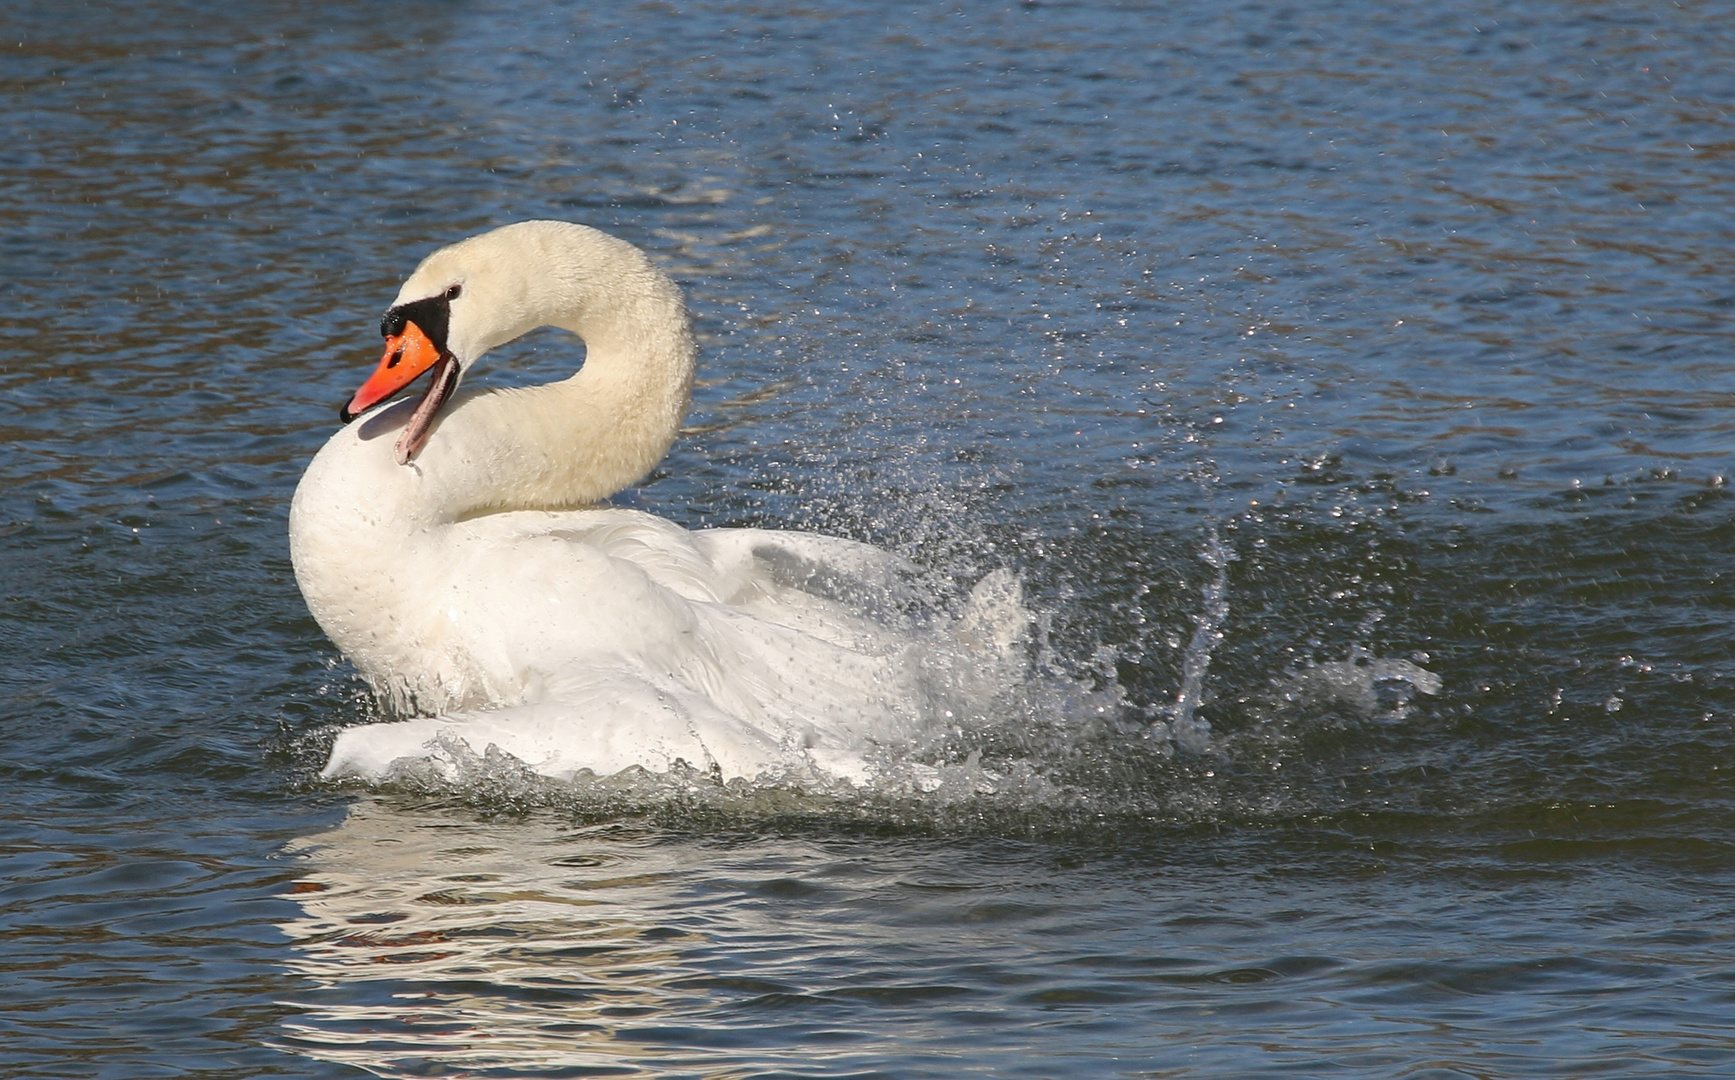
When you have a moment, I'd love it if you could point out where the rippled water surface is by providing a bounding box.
[5,0,1735,1076]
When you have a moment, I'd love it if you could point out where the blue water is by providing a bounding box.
[4,0,1735,1076]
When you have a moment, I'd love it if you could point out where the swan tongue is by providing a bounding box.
[393,353,461,465]
[342,320,443,423]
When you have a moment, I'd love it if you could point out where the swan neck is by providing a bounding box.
[434,223,695,515]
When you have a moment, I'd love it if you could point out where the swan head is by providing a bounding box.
[338,281,464,464]
[340,227,539,465]
[332,221,692,469]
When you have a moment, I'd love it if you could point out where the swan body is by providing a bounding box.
[290,221,1025,785]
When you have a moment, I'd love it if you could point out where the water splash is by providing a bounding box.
[1160,523,1232,754]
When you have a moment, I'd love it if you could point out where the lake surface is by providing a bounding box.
[4,0,1735,1076]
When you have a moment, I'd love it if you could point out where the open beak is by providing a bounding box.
[340,319,461,465]
[343,320,442,422]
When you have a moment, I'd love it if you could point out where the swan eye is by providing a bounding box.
[445,284,462,300]
[381,290,455,351]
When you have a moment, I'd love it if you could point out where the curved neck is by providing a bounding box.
[413,222,696,519]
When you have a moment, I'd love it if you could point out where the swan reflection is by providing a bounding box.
[278,798,730,1076]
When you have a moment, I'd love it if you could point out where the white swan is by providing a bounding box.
[291,221,1027,786]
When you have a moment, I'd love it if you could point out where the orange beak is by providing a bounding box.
[341,320,443,422]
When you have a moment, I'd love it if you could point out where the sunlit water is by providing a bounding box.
[4,0,1735,1076]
